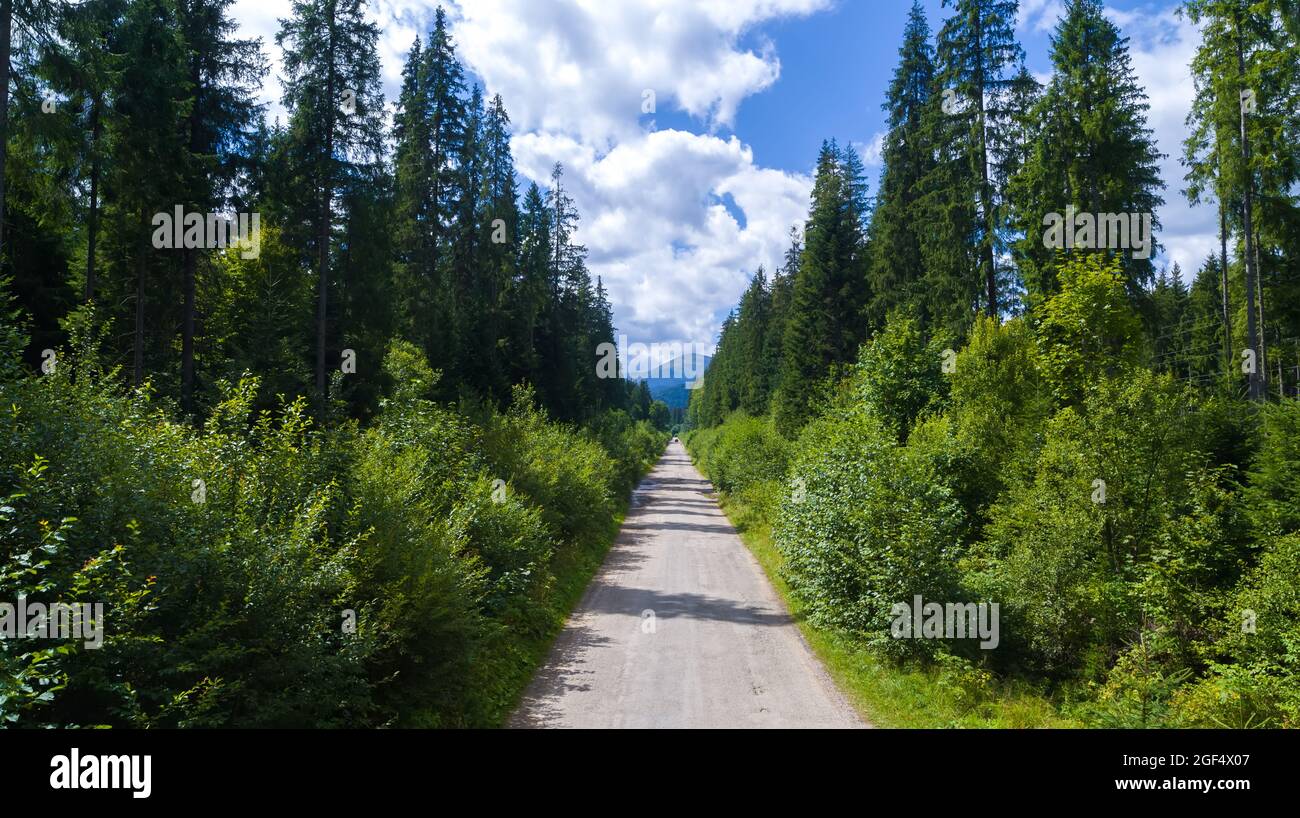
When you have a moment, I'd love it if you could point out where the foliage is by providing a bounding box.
[0,334,663,727]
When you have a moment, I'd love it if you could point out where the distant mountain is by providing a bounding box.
[640,354,711,410]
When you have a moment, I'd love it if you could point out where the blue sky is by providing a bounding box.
[732,1,1180,180]
[233,0,1209,350]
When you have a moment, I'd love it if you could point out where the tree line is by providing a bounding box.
[691,0,1300,433]
[687,0,1300,728]
[0,0,667,426]
[0,0,674,727]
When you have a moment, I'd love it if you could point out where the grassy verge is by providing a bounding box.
[712,489,1079,729]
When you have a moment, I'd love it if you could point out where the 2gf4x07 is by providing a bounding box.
[1122,755,1251,769]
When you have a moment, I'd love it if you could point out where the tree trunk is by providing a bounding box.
[972,8,998,320]
[1235,11,1262,401]
[0,0,12,262]
[134,210,147,386]
[1254,232,1267,393]
[1219,195,1231,373]
[86,97,103,301]
[182,248,196,409]
[182,41,202,413]
[317,8,336,396]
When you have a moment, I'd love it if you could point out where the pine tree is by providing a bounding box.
[764,226,799,394]
[929,0,1025,319]
[175,0,266,411]
[103,0,190,385]
[1009,0,1164,306]
[511,181,551,390]
[0,0,64,264]
[1184,0,1298,400]
[448,83,485,391]
[869,1,937,330]
[1150,264,1190,375]
[276,0,385,396]
[1186,254,1232,384]
[734,267,772,415]
[479,93,520,402]
[536,163,600,421]
[773,141,870,436]
[44,0,127,305]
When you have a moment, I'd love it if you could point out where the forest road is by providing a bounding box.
[510,440,865,729]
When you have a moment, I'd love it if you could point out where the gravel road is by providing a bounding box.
[511,440,864,729]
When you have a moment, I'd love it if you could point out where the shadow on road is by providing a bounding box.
[583,588,794,627]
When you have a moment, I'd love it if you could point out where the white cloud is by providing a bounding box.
[230,0,824,346]
[1019,0,1066,33]
[511,129,811,343]
[855,131,888,168]
[445,0,829,147]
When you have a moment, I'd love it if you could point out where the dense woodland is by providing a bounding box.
[0,1,670,727]
[688,0,1300,727]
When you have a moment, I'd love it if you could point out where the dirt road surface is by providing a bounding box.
[511,440,864,729]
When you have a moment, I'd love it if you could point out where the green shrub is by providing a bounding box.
[1245,399,1300,539]
[969,371,1243,679]
[583,409,668,494]
[851,310,952,440]
[708,414,790,495]
[1191,533,1300,727]
[0,336,659,728]
[774,404,965,659]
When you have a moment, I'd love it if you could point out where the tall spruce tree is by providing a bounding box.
[869,1,938,330]
[478,93,520,403]
[929,0,1025,319]
[511,181,552,390]
[1009,0,1164,307]
[276,0,384,396]
[175,0,266,411]
[773,141,870,436]
[104,0,190,385]
[734,267,772,415]
[1184,0,1299,399]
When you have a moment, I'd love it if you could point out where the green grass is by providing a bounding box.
[712,490,1079,729]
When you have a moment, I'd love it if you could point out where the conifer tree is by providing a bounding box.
[276,0,385,396]
[1184,0,1298,399]
[175,0,266,411]
[929,0,1025,319]
[869,1,937,329]
[1009,0,1164,306]
[773,141,870,436]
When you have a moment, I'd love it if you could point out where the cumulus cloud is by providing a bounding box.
[444,0,829,146]
[232,0,823,346]
[441,0,828,343]
[511,129,810,343]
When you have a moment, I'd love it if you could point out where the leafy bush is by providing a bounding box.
[707,414,790,495]
[851,310,952,440]
[1034,254,1143,406]
[583,409,669,496]
[969,371,1245,680]
[0,334,664,727]
[774,403,965,659]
